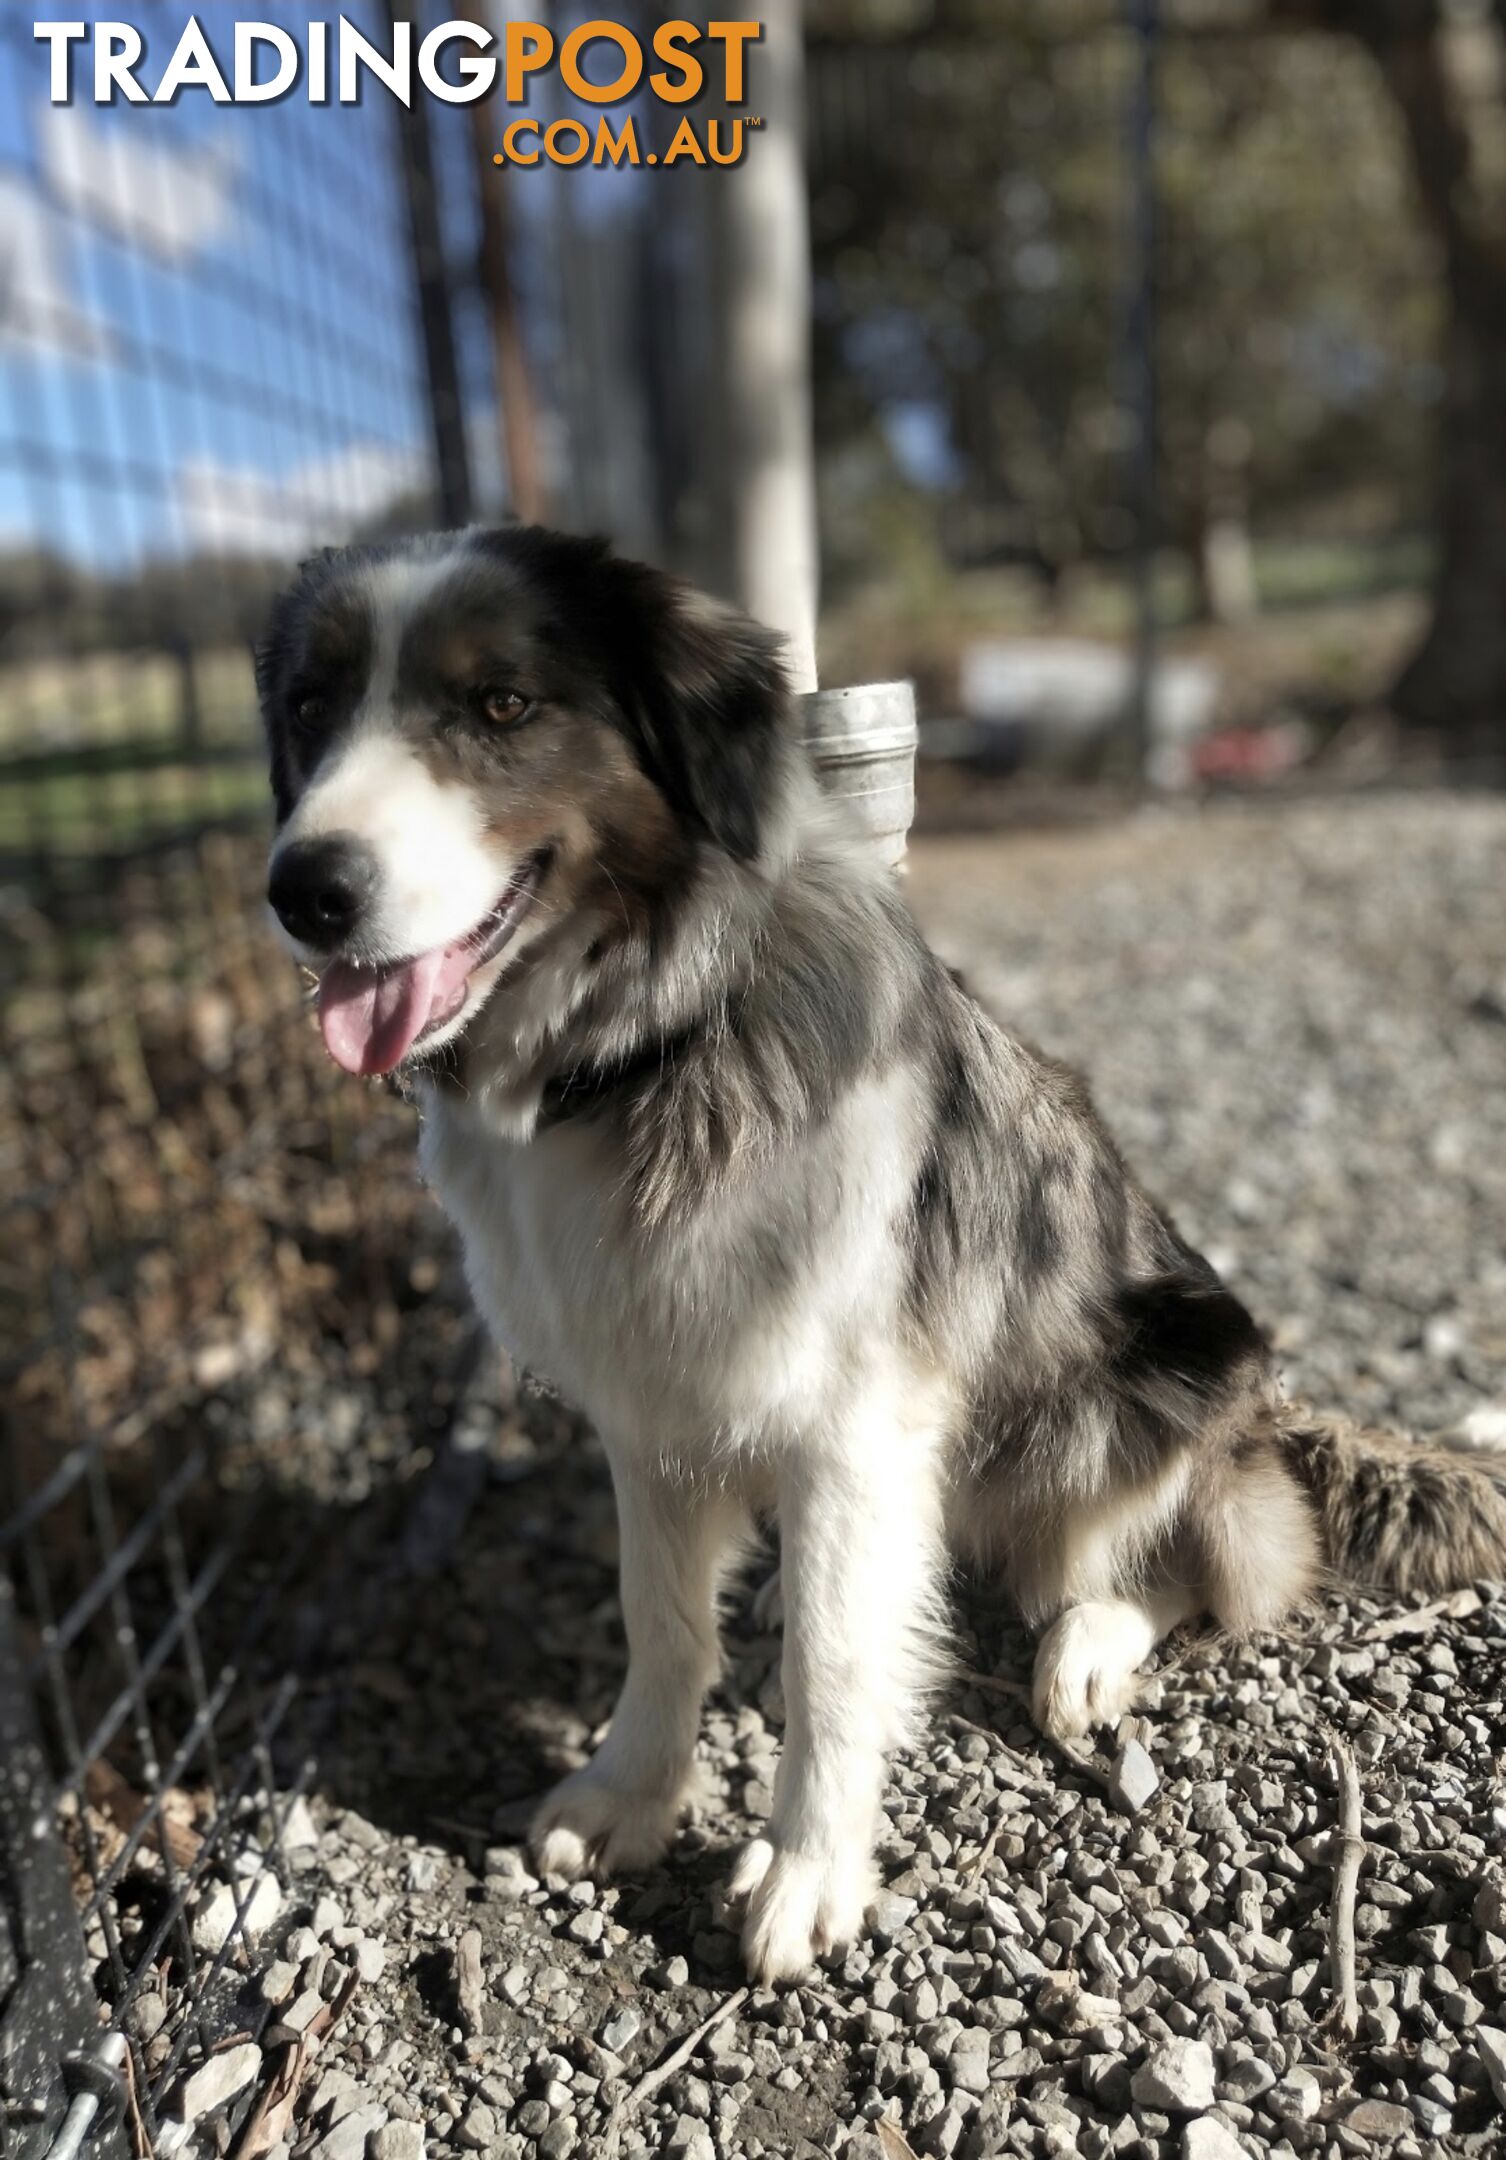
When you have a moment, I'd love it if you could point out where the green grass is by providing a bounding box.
[0,646,258,754]
[0,752,269,855]
[0,646,271,857]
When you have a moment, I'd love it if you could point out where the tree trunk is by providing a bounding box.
[1370,13,1506,736]
[704,2,820,691]
[463,0,546,524]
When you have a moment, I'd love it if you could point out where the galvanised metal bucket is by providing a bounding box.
[800,680,918,869]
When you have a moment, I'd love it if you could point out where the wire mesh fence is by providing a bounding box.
[0,6,487,2147]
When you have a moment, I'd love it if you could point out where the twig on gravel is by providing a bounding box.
[1325,1734,1365,2042]
[455,1927,485,2039]
[966,1812,1004,1886]
[1046,1735,1113,1795]
[877,2117,922,2160]
[601,1986,749,2159]
[957,1666,1031,1701]
[120,2028,152,2160]
[1350,1587,1480,1642]
[947,1698,1113,1795]
[232,1968,358,2160]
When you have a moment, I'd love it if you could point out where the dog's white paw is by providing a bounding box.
[530,1767,682,1880]
[1031,1599,1151,1741]
[727,1836,875,1984]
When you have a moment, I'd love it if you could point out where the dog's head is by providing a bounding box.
[257,527,790,1076]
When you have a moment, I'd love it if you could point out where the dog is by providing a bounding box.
[258,524,1506,1984]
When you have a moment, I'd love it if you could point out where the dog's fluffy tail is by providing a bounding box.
[1273,1398,1506,1595]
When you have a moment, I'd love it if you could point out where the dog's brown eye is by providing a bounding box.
[478,687,528,725]
[295,694,325,726]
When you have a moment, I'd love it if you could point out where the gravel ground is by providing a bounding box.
[158,793,1506,2160]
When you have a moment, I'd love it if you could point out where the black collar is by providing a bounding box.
[537,1021,705,1130]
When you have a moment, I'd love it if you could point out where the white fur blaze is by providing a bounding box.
[274,729,502,964]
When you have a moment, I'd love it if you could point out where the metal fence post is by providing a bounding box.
[0,1583,127,2160]
[388,0,475,529]
[1125,0,1160,787]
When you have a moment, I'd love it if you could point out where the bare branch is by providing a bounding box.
[1326,1735,1365,2042]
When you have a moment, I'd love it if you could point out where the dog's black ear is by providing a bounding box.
[598,562,793,862]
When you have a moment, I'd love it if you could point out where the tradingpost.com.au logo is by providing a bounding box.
[33,16,765,167]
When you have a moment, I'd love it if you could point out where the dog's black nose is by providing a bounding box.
[268,834,377,951]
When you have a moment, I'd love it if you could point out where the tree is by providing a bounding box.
[1273,0,1506,734]
[804,5,1436,618]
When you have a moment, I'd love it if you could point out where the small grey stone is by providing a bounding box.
[1268,2069,1321,2122]
[308,2069,360,2122]
[370,2125,425,2160]
[191,1875,280,1953]
[1345,2100,1413,2140]
[1476,2027,1506,2109]
[277,1795,319,1851]
[599,2006,642,2053]
[1411,2097,1452,2137]
[1131,2039,1215,2114]
[260,1959,299,2006]
[277,1988,324,2037]
[870,1891,919,1937]
[1218,2059,1275,2103]
[126,1991,167,2043]
[1182,2121,1251,2160]
[311,2104,388,2160]
[310,1894,343,1937]
[908,1978,940,2023]
[666,2119,714,2160]
[455,2104,495,2150]
[1473,1878,1506,1936]
[948,2030,991,2095]
[1109,1738,1160,1813]
[176,2043,262,2122]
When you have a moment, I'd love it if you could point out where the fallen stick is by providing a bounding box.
[1326,1734,1364,2042]
[601,1987,748,2159]
[454,1928,485,2039]
[232,1969,359,2160]
[1352,1587,1480,1642]
[957,1666,1031,1701]
[947,1701,1111,1795]
[966,1812,1004,1887]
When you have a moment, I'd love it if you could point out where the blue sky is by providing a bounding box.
[0,5,457,568]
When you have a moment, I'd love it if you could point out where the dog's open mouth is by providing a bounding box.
[316,853,547,1078]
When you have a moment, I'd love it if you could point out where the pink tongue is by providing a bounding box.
[318,940,476,1076]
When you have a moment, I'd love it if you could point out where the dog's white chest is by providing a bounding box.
[418,1077,918,1452]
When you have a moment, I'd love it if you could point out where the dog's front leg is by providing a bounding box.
[532,1458,743,1879]
[731,1411,945,1983]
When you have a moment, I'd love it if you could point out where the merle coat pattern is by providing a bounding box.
[259,526,1506,1982]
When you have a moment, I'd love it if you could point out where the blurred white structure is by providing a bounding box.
[959,639,1221,786]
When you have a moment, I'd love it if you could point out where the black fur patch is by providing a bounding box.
[468,528,792,862]
[1109,1270,1268,1413]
